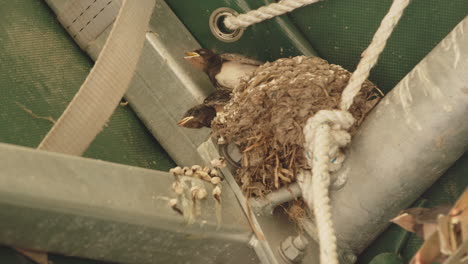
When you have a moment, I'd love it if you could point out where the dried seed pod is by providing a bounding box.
[169,168,177,176]
[172,182,184,195]
[168,198,183,215]
[170,166,184,176]
[168,198,178,207]
[202,174,212,182]
[209,169,219,177]
[212,185,222,202]
[210,177,222,185]
[191,165,202,171]
[202,166,211,173]
[183,167,193,176]
[195,171,212,181]
[190,186,200,198]
[210,157,227,168]
[196,188,208,200]
[190,186,207,200]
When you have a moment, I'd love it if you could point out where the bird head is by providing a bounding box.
[177,104,217,129]
[184,49,220,72]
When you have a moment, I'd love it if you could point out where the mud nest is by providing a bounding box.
[212,56,381,196]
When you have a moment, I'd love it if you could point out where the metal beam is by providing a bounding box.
[0,143,257,264]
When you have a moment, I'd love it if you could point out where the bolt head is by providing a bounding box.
[279,236,306,263]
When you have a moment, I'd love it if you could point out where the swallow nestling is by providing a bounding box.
[177,104,216,129]
[184,49,262,90]
[179,49,260,129]
[177,89,232,129]
[203,89,232,111]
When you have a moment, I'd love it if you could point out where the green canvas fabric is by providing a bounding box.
[0,0,175,170]
[0,1,174,262]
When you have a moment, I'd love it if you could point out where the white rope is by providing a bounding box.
[298,0,411,263]
[340,0,411,111]
[224,0,321,30]
[299,110,353,264]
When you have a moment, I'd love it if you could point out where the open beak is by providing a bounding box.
[184,51,200,60]
[177,116,195,126]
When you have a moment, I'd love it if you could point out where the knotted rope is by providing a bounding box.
[297,0,411,263]
[224,0,321,30]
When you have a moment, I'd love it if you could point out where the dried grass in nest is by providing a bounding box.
[212,56,381,196]
[285,199,308,227]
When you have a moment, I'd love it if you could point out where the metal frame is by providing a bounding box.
[0,143,257,264]
[28,1,468,263]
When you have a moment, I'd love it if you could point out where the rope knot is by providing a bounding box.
[303,110,355,165]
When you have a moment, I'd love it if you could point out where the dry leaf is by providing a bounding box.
[15,248,48,264]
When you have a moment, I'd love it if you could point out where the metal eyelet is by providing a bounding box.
[219,143,241,168]
[209,8,244,43]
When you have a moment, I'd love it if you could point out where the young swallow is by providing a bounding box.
[178,89,232,129]
[203,89,232,111]
[177,104,216,129]
[184,49,262,90]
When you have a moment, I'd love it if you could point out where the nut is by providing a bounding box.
[279,236,308,263]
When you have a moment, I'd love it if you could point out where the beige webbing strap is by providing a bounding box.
[57,0,123,50]
[38,0,155,155]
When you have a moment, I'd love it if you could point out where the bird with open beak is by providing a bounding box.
[177,89,232,129]
[179,49,261,129]
[177,104,216,129]
[183,48,262,90]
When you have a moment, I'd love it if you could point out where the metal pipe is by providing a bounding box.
[330,17,468,254]
[251,183,303,214]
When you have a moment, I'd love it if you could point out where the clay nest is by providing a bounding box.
[212,56,381,197]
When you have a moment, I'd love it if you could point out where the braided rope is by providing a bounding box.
[299,110,353,264]
[311,124,338,264]
[298,1,411,263]
[340,0,411,111]
[224,0,321,30]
